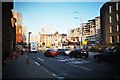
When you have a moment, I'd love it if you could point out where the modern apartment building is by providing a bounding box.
[95,16,101,43]
[100,1,120,47]
[82,23,90,36]
[88,19,96,36]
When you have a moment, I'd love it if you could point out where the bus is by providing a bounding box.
[30,42,37,52]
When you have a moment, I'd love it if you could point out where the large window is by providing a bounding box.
[109,5,112,13]
[110,36,112,43]
[116,14,118,21]
[117,35,120,43]
[110,26,112,33]
[110,26,114,33]
[110,36,114,43]
[109,16,112,23]
[116,3,118,11]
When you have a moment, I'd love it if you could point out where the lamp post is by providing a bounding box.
[28,32,32,51]
[75,11,83,48]
[26,32,32,63]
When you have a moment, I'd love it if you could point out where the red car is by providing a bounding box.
[44,48,58,57]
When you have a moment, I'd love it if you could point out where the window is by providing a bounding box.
[110,26,114,33]
[112,36,114,43]
[109,16,112,23]
[110,26,112,33]
[116,3,118,10]
[109,5,112,13]
[117,35,119,43]
[116,14,119,21]
[110,36,112,43]
[117,25,119,32]
[110,36,114,43]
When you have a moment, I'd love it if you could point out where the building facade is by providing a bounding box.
[82,23,90,36]
[2,2,15,66]
[100,1,120,47]
[69,27,81,42]
[95,16,101,43]
[40,32,68,48]
[88,19,96,36]
[12,10,22,43]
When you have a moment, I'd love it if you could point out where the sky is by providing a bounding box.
[14,1,107,34]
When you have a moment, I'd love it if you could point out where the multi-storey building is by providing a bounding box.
[2,1,15,66]
[40,34,46,46]
[95,16,101,43]
[88,19,96,36]
[82,23,90,36]
[69,27,81,42]
[100,1,120,47]
[87,19,96,45]
[12,10,22,43]
[40,32,68,48]
[22,26,28,44]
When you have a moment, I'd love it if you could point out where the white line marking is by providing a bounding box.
[28,56,58,78]
[35,61,40,66]
[38,58,44,61]
[52,74,56,76]
[35,61,58,78]
[68,63,92,71]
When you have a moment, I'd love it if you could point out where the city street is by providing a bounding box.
[2,51,120,79]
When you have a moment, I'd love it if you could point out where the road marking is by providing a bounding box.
[68,63,92,71]
[38,58,44,61]
[34,60,58,78]
[52,74,56,76]
[58,76,65,79]
[35,61,40,66]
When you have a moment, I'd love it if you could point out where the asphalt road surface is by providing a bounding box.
[27,51,120,79]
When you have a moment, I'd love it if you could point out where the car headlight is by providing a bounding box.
[84,52,87,53]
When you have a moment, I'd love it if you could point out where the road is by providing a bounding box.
[26,51,120,79]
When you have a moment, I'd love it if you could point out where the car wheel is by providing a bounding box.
[95,57,100,62]
[85,55,88,58]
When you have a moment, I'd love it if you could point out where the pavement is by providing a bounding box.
[2,51,55,79]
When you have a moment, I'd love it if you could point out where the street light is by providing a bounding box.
[75,11,83,48]
[26,32,32,63]
[28,32,32,51]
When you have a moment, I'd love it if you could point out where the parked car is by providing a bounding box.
[94,46,120,64]
[65,48,71,55]
[57,48,71,56]
[10,51,19,59]
[69,48,89,58]
[44,48,58,57]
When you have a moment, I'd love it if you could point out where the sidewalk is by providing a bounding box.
[2,52,54,79]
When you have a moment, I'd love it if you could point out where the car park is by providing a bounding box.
[44,48,58,57]
[94,46,120,64]
[69,48,89,58]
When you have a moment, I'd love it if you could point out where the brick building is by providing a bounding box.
[2,2,16,66]
[100,1,120,47]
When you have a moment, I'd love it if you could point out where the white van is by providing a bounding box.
[30,42,37,52]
